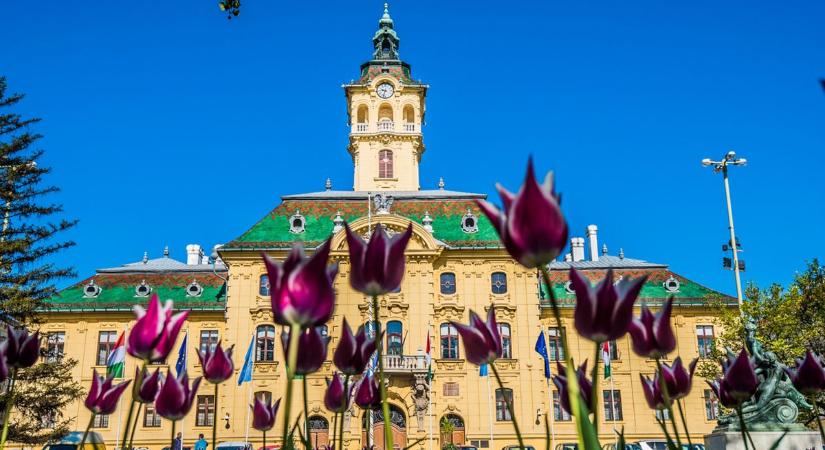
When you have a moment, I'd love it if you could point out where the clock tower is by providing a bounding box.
[345,4,427,192]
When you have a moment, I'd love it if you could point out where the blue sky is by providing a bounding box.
[1,1,823,294]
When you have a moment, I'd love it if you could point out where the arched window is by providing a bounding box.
[308,415,330,448]
[440,414,465,447]
[378,104,393,121]
[440,272,456,295]
[356,105,369,123]
[491,272,508,294]
[255,325,276,362]
[440,323,459,359]
[495,388,514,421]
[387,321,403,356]
[364,321,382,340]
[498,323,512,358]
[379,150,393,178]
[403,105,414,123]
[259,274,269,296]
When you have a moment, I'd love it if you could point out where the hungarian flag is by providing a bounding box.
[602,341,611,380]
[425,330,433,382]
[106,331,126,378]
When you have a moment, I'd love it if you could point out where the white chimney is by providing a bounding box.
[586,225,599,262]
[211,244,224,265]
[186,244,202,265]
[571,237,586,262]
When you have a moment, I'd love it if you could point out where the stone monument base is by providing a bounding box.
[704,430,822,450]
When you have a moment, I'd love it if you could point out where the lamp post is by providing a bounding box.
[701,151,747,308]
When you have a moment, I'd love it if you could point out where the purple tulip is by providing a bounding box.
[0,345,8,382]
[477,158,568,268]
[659,357,698,400]
[344,223,413,296]
[324,372,352,413]
[640,373,670,410]
[785,351,825,396]
[197,341,235,384]
[155,370,202,421]
[354,374,381,409]
[551,360,594,415]
[127,294,189,363]
[136,367,163,403]
[3,325,41,369]
[262,239,338,328]
[708,349,759,408]
[333,319,377,376]
[84,369,131,415]
[628,297,676,359]
[251,396,281,432]
[570,269,646,342]
[281,327,328,375]
[451,309,502,366]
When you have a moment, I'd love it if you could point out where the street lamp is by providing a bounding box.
[701,151,747,308]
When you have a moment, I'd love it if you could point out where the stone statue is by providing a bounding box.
[717,318,812,431]
[373,193,393,215]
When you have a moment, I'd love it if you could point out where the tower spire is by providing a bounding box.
[373,2,400,60]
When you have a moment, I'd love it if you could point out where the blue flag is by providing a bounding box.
[535,331,552,379]
[175,333,188,376]
[479,363,488,377]
[238,335,255,385]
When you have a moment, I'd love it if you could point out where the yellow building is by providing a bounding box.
[43,5,737,450]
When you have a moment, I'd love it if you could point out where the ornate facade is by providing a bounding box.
[42,5,737,450]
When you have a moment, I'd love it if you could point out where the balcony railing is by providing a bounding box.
[403,123,416,132]
[351,122,418,134]
[382,354,428,374]
[377,121,395,132]
[355,123,368,132]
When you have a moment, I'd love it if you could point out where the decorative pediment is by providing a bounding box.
[484,303,517,321]
[433,303,466,319]
[330,215,440,253]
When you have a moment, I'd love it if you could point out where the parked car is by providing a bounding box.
[554,444,578,450]
[216,442,254,450]
[257,445,280,450]
[456,446,478,450]
[634,441,668,450]
[681,446,704,450]
[602,444,641,450]
[503,446,536,450]
[42,431,106,450]
[161,447,192,450]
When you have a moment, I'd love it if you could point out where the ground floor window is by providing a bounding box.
[603,390,623,421]
[144,405,162,427]
[92,414,109,428]
[196,395,215,427]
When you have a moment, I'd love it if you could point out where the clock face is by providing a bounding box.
[376,83,395,99]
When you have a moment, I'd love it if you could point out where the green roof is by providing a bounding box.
[223,198,502,250]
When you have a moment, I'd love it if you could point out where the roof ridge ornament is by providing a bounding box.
[333,211,344,233]
[422,211,433,233]
[325,177,332,191]
[163,246,170,258]
[143,251,149,264]
[438,177,445,190]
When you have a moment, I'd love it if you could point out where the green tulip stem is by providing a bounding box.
[80,413,96,450]
[676,399,693,448]
[735,407,749,450]
[128,402,144,450]
[212,383,219,450]
[302,376,310,449]
[371,294,394,450]
[339,375,350,450]
[262,430,266,450]
[121,361,147,450]
[591,342,601,436]
[490,362,525,450]
[539,267,589,450]
[282,323,301,445]
[0,367,18,450]
[170,420,177,450]
[655,359,682,448]
[654,415,676,448]
[543,413,551,450]
[813,397,825,445]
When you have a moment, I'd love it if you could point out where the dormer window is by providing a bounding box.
[664,276,680,293]
[289,211,306,234]
[461,210,478,233]
[186,280,203,297]
[135,280,152,297]
[83,280,102,298]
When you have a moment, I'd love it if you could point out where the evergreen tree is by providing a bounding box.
[0,76,84,444]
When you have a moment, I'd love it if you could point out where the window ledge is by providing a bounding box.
[373,177,399,182]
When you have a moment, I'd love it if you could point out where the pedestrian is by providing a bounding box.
[194,434,208,450]
[173,432,183,450]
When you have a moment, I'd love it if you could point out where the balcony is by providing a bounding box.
[351,122,418,134]
[377,120,395,132]
[354,123,368,132]
[382,354,428,374]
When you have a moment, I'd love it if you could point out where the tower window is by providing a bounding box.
[378,104,393,121]
[379,150,393,178]
[356,105,368,123]
[403,105,414,123]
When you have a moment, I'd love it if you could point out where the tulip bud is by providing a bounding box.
[785,351,825,396]
[84,369,131,415]
[281,327,328,375]
[476,157,568,268]
[251,396,281,432]
[333,319,376,376]
[344,223,413,296]
[640,373,670,410]
[324,373,351,413]
[0,345,8,383]
[570,269,646,342]
[354,374,381,409]
[551,360,594,416]
[197,341,235,384]
[263,238,338,328]
[155,370,202,421]
[136,367,163,403]
[3,325,41,369]
[451,309,502,366]
[127,295,189,363]
[628,297,676,359]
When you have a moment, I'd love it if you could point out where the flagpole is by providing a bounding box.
[486,369,494,450]
[544,330,556,450]
[610,374,617,448]
[244,372,253,444]
[427,329,433,450]
[182,329,189,448]
[114,325,128,450]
